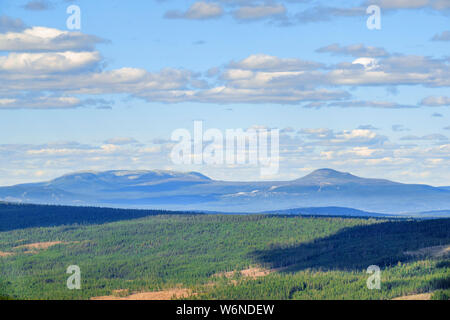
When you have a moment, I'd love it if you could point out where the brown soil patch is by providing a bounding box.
[0,251,14,257]
[392,293,432,300]
[405,245,450,258]
[15,241,63,251]
[213,266,281,280]
[112,289,129,294]
[240,267,272,279]
[1,241,65,257]
[90,288,193,300]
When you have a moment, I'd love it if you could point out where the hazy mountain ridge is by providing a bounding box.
[0,168,449,216]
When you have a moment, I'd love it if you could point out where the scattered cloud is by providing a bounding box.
[294,6,366,24]
[357,125,379,130]
[0,4,449,185]
[232,4,286,21]
[0,123,449,185]
[400,134,448,141]
[164,2,224,20]
[0,15,26,33]
[316,43,389,57]
[104,137,139,145]
[228,54,323,71]
[392,124,410,132]
[325,100,417,109]
[365,0,430,10]
[0,19,449,108]
[159,0,450,26]
[366,0,450,10]
[0,96,82,109]
[23,0,53,11]
[432,30,450,41]
[298,128,388,147]
[420,96,450,106]
[0,27,107,52]
[292,0,450,25]
[0,51,101,73]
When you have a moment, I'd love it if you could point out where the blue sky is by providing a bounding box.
[0,0,449,186]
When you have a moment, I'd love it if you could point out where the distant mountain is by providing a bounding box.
[291,169,400,186]
[1,168,449,216]
[45,170,210,193]
[261,206,393,218]
[411,210,450,218]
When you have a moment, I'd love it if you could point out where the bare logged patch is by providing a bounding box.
[1,241,66,257]
[240,267,272,279]
[392,293,432,300]
[113,289,128,294]
[213,266,280,280]
[15,241,63,251]
[0,251,14,257]
[90,288,193,300]
[405,245,450,258]
[111,289,130,297]
[213,270,236,279]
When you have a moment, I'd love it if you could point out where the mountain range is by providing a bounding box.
[0,168,449,216]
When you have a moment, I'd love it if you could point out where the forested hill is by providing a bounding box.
[0,202,200,232]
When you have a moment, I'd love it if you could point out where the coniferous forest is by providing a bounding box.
[0,203,449,300]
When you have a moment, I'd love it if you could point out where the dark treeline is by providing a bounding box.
[0,202,201,231]
[253,218,450,271]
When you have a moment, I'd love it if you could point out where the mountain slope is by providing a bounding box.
[0,169,449,215]
[291,168,400,186]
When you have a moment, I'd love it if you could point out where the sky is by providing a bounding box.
[0,0,449,186]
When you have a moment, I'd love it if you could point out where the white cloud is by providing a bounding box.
[2,49,448,106]
[0,96,81,109]
[326,54,450,87]
[0,27,106,52]
[0,98,16,105]
[299,128,387,146]
[0,51,101,73]
[229,54,323,71]
[0,19,449,109]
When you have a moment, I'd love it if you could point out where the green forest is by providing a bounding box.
[0,204,449,300]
